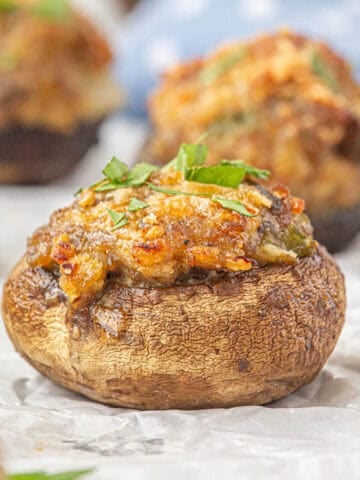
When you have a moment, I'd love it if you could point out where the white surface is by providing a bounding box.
[1,118,360,479]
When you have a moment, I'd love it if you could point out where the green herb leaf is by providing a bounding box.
[128,198,150,211]
[186,165,246,188]
[176,143,208,173]
[31,0,72,21]
[220,160,270,180]
[91,161,158,192]
[74,187,83,197]
[162,142,208,174]
[147,183,210,197]
[94,182,122,192]
[200,48,246,85]
[9,468,94,480]
[124,162,159,186]
[102,157,129,182]
[0,0,16,13]
[112,217,128,230]
[212,197,257,217]
[310,50,339,92]
[107,209,128,230]
[107,208,125,224]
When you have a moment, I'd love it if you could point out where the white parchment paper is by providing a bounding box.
[1,118,360,479]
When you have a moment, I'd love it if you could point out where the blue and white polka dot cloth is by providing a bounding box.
[115,0,360,116]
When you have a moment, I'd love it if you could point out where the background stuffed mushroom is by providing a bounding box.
[0,0,122,184]
[145,30,360,253]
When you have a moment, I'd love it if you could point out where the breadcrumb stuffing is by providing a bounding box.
[27,168,315,303]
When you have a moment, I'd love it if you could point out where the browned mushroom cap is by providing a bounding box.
[2,247,345,410]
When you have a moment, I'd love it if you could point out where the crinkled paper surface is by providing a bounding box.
[1,118,360,479]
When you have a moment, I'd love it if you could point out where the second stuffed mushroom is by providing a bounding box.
[145,30,360,252]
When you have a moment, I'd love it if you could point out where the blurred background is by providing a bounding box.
[118,0,360,116]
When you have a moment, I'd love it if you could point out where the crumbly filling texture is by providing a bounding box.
[149,30,360,212]
[0,0,121,132]
[27,167,315,305]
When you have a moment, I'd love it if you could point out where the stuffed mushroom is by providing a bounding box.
[145,30,360,252]
[2,143,346,409]
[0,0,121,184]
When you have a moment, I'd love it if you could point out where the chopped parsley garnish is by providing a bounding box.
[199,47,247,85]
[147,183,210,197]
[79,141,271,221]
[166,140,269,187]
[94,182,121,193]
[125,163,159,186]
[186,165,246,188]
[8,468,94,480]
[162,142,208,174]
[107,198,152,229]
[107,209,128,230]
[220,160,270,180]
[93,159,159,192]
[103,156,128,182]
[310,50,339,92]
[212,196,256,217]
[128,198,150,211]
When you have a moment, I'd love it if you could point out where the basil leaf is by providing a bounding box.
[124,163,158,186]
[310,50,339,92]
[221,160,270,180]
[102,157,129,182]
[200,48,246,85]
[186,165,245,188]
[31,0,71,21]
[213,197,257,217]
[107,209,128,230]
[9,469,93,480]
[128,198,149,211]
[0,0,17,12]
[74,187,83,197]
[147,183,210,197]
